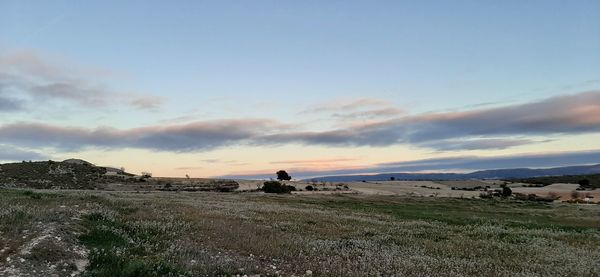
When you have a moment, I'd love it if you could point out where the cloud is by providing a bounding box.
[332,107,404,120]
[0,95,24,112]
[374,149,600,172]
[0,144,49,161]
[175,166,203,170]
[261,91,600,150]
[417,138,539,151]
[221,149,600,179]
[0,119,283,152]
[0,50,165,111]
[270,158,357,165]
[0,91,598,152]
[129,96,165,110]
[302,98,390,114]
[301,98,403,122]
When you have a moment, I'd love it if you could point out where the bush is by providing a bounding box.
[578,179,591,188]
[262,181,295,193]
[305,185,314,191]
[501,186,512,197]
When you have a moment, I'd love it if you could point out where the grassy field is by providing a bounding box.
[1,189,599,276]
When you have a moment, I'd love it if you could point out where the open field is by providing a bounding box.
[1,188,599,276]
[237,180,600,202]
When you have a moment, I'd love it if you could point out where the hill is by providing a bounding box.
[306,164,600,182]
[0,160,112,189]
[0,159,240,191]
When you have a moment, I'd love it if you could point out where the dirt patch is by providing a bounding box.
[0,222,88,277]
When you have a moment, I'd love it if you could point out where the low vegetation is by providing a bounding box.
[0,161,108,189]
[511,174,600,189]
[1,189,599,276]
[0,160,239,192]
[262,181,295,193]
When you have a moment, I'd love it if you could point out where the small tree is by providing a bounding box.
[276,170,292,181]
[390,176,395,181]
[141,172,152,178]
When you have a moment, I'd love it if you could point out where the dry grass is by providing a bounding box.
[1,189,599,276]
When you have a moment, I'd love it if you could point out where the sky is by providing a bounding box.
[1,0,599,178]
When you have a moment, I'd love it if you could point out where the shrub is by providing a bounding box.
[578,179,591,188]
[262,181,294,193]
[305,185,314,191]
[501,186,512,197]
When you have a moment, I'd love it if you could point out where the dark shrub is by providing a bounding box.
[390,177,395,181]
[578,179,591,188]
[502,186,512,197]
[262,181,294,193]
[305,185,314,191]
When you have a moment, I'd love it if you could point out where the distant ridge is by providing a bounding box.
[305,164,600,182]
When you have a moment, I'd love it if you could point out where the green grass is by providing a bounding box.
[297,195,600,231]
[79,210,185,277]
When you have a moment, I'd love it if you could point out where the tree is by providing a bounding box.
[390,176,395,181]
[276,170,292,181]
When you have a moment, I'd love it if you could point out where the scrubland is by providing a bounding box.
[1,189,599,276]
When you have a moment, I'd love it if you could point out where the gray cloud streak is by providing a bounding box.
[0,91,598,152]
[0,50,165,111]
[221,150,600,179]
[266,91,600,149]
[0,119,282,152]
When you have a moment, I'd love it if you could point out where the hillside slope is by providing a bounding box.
[0,160,111,189]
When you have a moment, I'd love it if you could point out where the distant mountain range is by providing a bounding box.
[305,164,600,182]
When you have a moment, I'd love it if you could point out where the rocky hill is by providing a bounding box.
[0,160,113,189]
[0,159,239,191]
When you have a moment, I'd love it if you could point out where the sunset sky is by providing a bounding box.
[1,0,599,178]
